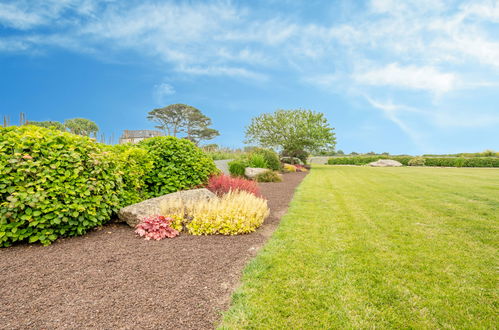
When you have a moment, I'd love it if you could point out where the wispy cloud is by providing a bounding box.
[1,0,499,150]
[354,63,459,94]
[153,82,175,105]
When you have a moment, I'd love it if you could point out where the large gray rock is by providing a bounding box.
[368,159,403,167]
[245,167,270,179]
[118,188,216,227]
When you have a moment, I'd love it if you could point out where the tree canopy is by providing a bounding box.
[26,120,66,131]
[147,104,219,144]
[245,109,336,155]
[64,118,99,137]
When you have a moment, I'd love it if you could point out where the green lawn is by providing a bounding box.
[220,165,499,329]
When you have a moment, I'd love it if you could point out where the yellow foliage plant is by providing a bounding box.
[160,191,269,235]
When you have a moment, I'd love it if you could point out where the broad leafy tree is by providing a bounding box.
[245,109,336,161]
[65,118,99,137]
[147,104,219,144]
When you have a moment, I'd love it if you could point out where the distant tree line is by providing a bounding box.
[27,118,99,137]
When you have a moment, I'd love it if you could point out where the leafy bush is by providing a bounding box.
[251,148,281,171]
[109,144,154,206]
[281,149,309,164]
[135,215,179,240]
[206,174,261,197]
[247,153,269,168]
[0,125,122,247]
[139,136,218,197]
[228,159,248,177]
[185,191,269,235]
[283,164,297,172]
[408,156,425,166]
[255,171,282,183]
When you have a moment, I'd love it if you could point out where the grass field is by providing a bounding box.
[220,165,499,329]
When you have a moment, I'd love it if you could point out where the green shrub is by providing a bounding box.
[108,144,154,206]
[424,157,499,167]
[247,153,269,169]
[255,171,283,182]
[281,149,309,164]
[0,126,122,247]
[228,159,248,177]
[251,148,281,171]
[138,136,218,197]
[408,156,425,166]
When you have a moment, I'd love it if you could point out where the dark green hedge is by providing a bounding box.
[327,156,413,166]
[327,156,499,167]
[0,126,217,247]
[423,157,499,167]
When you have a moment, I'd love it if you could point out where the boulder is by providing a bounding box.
[280,157,303,165]
[118,188,216,227]
[245,167,270,179]
[368,159,403,167]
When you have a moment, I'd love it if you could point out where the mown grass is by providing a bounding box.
[219,165,499,329]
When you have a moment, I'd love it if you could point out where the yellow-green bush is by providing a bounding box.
[0,126,122,247]
[160,191,269,235]
[283,164,297,172]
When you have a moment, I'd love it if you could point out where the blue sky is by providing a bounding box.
[1,0,498,154]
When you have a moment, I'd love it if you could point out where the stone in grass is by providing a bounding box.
[245,167,270,179]
[118,188,216,228]
[368,159,403,167]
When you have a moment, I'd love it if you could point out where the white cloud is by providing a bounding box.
[354,63,459,94]
[177,65,267,81]
[0,3,44,29]
[153,82,175,105]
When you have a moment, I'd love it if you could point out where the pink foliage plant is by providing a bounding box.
[206,174,262,197]
[135,215,179,240]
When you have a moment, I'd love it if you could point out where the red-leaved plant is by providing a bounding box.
[206,174,262,197]
[135,215,180,240]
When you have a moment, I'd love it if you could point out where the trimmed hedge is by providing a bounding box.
[327,156,413,166]
[423,157,499,167]
[327,156,499,167]
[0,126,218,247]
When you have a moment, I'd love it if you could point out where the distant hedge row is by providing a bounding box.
[0,126,217,247]
[327,156,413,166]
[327,156,499,167]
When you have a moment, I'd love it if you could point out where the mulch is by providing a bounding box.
[0,172,307,330]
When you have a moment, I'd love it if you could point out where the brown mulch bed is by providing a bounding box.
[0,172,307,329]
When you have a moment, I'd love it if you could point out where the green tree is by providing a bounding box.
[147,104,219,144]
[337,150,345,155]
[64,118,99,137]
[147,104,187,136]
[26,120,65,131]
[245,109,336,159]
[184,107,219,144]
